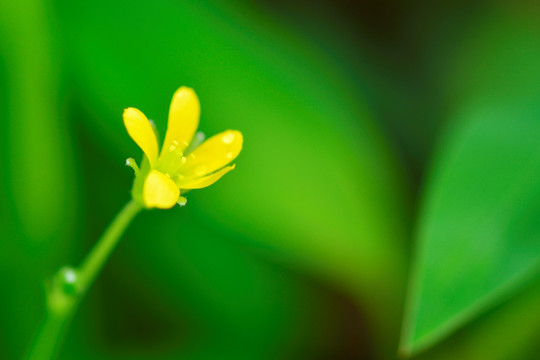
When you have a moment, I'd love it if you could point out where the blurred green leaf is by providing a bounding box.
[0,0,77,246]
[402,102,540,354]
[402,5,540,355]
[415,265,540,360]
[0,0,78,358]
[444,4,540,107]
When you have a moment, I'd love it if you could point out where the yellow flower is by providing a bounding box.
[123,87,243,209]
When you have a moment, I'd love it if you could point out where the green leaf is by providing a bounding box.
[0,0,78,246]
[402,101,540,355]
[415,269,540,360]
[402,5,540,355]
[0,1,78,358]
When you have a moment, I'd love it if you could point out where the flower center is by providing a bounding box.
[157,140,184,175]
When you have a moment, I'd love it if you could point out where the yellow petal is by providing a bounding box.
[143,170,180,209]
[181,130,243,178]
[161,87,200,157]
[177,165,235,189]
[123,108,159,167]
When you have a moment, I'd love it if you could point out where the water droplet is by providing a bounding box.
[222,132,235,144]
[55,267,79,295]
[177,196,188,207]
[181,156,187,164]
[195,166,207,176]
[64,269,77,284]
[226,152,234,159]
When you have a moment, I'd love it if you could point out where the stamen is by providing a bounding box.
[125,158,141,177]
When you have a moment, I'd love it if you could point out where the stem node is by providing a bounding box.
[27,199,143,360]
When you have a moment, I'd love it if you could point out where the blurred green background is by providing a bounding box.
[1,0,540,359]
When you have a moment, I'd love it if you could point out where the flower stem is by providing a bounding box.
[78,200,143,292]
[27,199,143,360]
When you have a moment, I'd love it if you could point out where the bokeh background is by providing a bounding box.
[1,0,540,359]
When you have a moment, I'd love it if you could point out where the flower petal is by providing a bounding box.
[181,130,243,178]
[177,165,235,189]
[123,108,159,167]
[161,87,200,157]
[143,170,180,209]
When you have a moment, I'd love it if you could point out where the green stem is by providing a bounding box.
[27,199,143,360]
[78,200,143,292]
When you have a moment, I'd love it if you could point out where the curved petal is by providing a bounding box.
[177,165,235,189]
[161,87,200,157]
[123,108,159,167]
[143,170,180,209]
[181,130,243,178]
